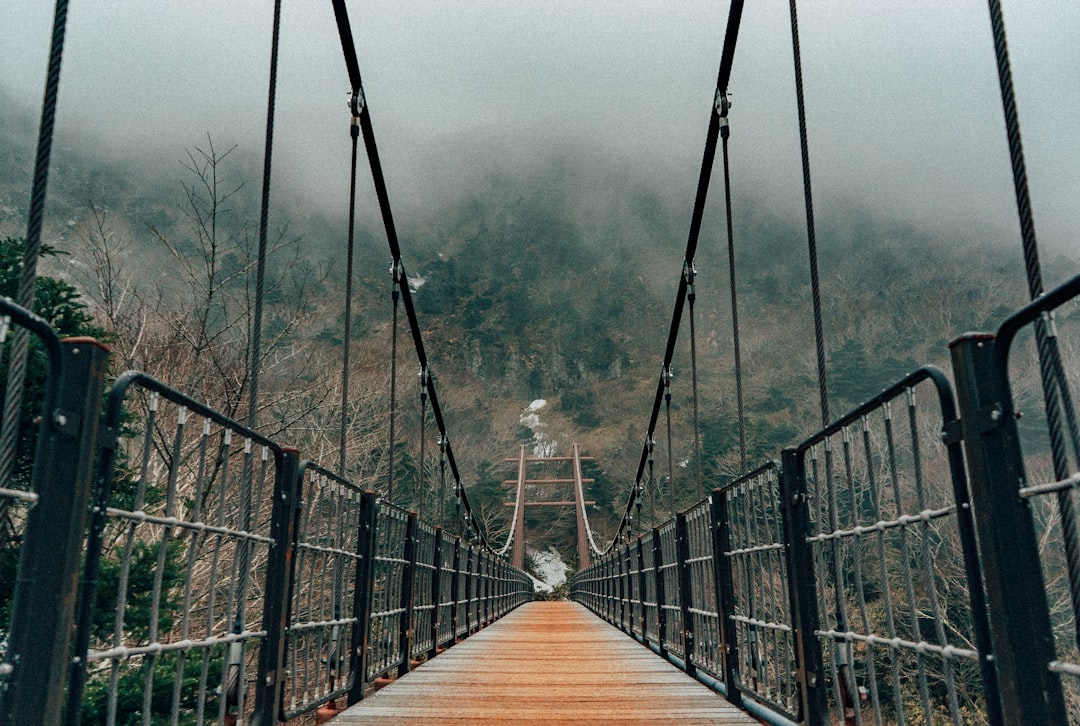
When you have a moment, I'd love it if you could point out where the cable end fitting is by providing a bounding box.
[714,90,731,118]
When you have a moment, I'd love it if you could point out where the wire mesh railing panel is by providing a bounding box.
[437,536,457,648]
[410,520,438,660]
[76,373,280,726]
[454,546,470,638]
[724,462,798,718]
[641,534,658,645]
[366,501,409,682]
[799,370,986,726]
[683,498,724,686]
[281,464,364,720]
[657,519,683,657]
[995,276,1080,718]
[467,547,480,633]
[627,541,643,639]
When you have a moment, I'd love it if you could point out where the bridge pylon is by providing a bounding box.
[506,444,595,572]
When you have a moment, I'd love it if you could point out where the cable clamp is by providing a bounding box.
[349,87,366,117]
[714,90,731,118]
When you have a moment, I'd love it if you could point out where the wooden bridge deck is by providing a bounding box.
[329,600,756,724]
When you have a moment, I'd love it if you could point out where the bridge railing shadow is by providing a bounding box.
[0,300,534,726]
[573,271,1080,726]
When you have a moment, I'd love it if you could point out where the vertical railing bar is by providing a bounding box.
[841,426,883,724]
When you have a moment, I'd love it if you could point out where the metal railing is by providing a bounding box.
[951,271,1080,723]
[572,363,1014,726]
[0,296,534,726]
[0,301,108,726]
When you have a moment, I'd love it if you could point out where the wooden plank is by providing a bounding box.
[328,601,756,725]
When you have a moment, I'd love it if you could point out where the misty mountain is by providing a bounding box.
[1,93,1069,561]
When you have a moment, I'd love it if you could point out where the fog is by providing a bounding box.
[2,1,1078,263]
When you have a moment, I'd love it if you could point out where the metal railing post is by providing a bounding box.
[397,512,418,677]
[451,538,461,640]
[653,527,666,656]
[347,491,379,705]
[251,448,302,726]
[950,334,1066,723]
[636,538,647,640]
[2,338,108,726]
[676,512,696,678]
[710,489,743,707]
[429,527,443,658]
[780,448,828,726]
[464,545,474,635]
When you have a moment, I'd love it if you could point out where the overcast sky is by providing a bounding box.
[2,2,1078,263]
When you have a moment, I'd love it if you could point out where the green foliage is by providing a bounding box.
[830,338,918,406]
[79,649,223,725]
[0,237,107,626]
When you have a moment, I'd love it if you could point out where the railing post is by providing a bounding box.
[676,513,696,678]
[636,538,647,640]
[621,544,632,633]
[251,448,302,726]
[653,527,666,656]
[950,334,1066,723]
[347,491,379,705]
[397,512,418,677]
[429,527,443,658]
[710,489,743,707]
[464,545,474,635]
[780,449,828,726]
[451,538,461,641]
[1,338,108,726]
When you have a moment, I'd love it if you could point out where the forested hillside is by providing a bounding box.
[1,94,1066,570]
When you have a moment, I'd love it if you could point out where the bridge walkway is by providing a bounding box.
[329,600,756,724]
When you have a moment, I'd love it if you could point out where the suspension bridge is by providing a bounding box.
[1,1,1079,725]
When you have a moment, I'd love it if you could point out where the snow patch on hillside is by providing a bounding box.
[528,546,569,592]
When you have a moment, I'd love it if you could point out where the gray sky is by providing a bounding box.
[2,2,1078,260]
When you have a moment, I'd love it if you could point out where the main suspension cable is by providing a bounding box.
[331,0,493,549]
[612,0,745,549]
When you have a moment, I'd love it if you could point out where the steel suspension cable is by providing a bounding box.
[788,5,855,719]
[417,366,428,519]
[246,0,281,433]
[331,0,493,548]
[787,0,830,430]
[338,109,361,477]
[686,264,704,499]
[388,266,400,503]
[663,367,675,516]
[986,0,1080,645]
[611,0,744,549]
[0,0,70,495]
[719,98,748,473]
[438,435,447,527]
